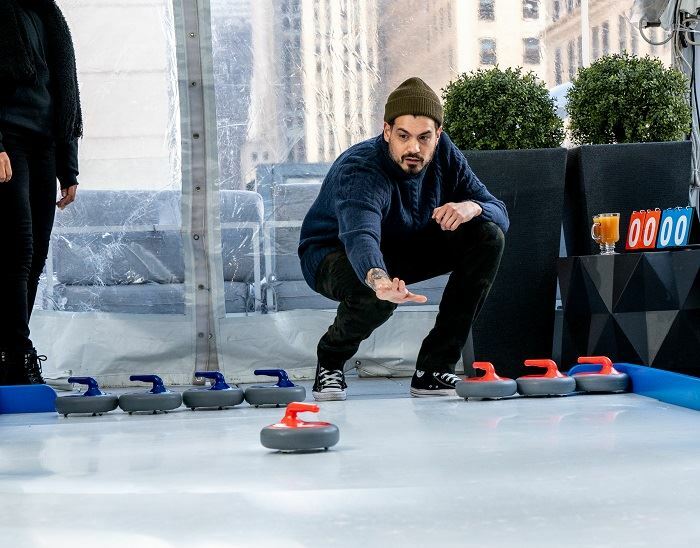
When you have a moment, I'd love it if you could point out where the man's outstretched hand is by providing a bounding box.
[433,200,482,231]
[376,277,428,304]
[0,152,12,183]
[366,268,427,304]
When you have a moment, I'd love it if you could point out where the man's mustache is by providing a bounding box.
[402,154,424,162]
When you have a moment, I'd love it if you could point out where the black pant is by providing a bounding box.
[314,221,505,373]
[0,129,57,353]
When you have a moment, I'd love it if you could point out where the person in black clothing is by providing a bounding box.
[0,0,82,385]
[299,78,508,401]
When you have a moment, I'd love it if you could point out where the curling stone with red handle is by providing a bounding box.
[244,369,306,407]
[573,356,629,393]
[55,377,119,417]
[183,371,245,410]
[260,402,339,451]
[516,359,576,396]
[456,362,517,399]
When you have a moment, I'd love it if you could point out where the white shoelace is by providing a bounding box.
[319,369,344,389]
[437,372,461,385]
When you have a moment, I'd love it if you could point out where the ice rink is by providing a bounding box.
[2,378,700,547]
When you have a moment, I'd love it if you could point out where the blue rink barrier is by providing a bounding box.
[568,363,700,412]
[0,384,57,414]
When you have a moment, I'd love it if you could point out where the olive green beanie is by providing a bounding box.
[383,77,443,127]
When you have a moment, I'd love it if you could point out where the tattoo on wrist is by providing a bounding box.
[366,268,390,290]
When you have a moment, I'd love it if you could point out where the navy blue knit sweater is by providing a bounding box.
[298,132,509,290]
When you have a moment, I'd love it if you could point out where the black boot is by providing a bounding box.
[13,348,47,385]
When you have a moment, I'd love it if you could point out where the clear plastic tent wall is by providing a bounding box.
[34,0,671,386]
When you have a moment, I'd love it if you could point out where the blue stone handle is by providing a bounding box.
[253,369,295,388]
[68,376,104,397]
[194,371,231,390]
[129,375,168,394]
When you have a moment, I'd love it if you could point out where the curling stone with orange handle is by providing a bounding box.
[260,402,339,451]
[516,359,576,396]
[455,362,517,399]
[573,356,629,393]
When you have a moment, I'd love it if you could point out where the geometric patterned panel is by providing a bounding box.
[558,250,700,374]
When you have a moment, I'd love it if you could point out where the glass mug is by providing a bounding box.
[591,213,620,255]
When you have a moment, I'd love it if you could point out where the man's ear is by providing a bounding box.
[436,125,443,142]
[383,121,392,143]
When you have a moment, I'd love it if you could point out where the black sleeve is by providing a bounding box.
[0,127,5,153]
[334,163,391,283]
[56,138,79,189]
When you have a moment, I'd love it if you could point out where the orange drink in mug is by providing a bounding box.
[591,213,620,254]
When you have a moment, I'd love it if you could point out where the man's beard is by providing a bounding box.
[390,149,430,174]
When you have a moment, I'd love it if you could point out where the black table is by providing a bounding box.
[557,249,700,376]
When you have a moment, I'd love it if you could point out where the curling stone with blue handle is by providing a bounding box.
[118,375,182,414]
[456,362,518,399]
[55,377,119,417]
[260,402,339,451]
[244,369,306,407]
[183,371,244,410]
[516,359,576,396]
[573,355,629,393]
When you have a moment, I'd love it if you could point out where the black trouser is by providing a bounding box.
[0,129,57,353]
[314,221,505,373]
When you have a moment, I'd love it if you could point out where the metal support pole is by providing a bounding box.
[175,0,216,372]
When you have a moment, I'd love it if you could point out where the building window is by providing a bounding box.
[480,38,497,65]
[555,48,563,85]
[619,15,627,52]
[566,0,574,13]
[592,26,600,59]
[523,0,539,19]
[602,21,610,55]
[577,35,583,67]
[479,0,495,21]
[567,40,575,81]
[552,0,560,21]
[523,38,540,64]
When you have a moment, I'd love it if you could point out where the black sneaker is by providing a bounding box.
[410,370,460,397]
[312,363,347,401]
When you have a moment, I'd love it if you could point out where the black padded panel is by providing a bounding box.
[563,141,692,256]
[465,148,568,378]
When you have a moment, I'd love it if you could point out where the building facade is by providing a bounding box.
[544,0,673,87]
[378,0,548,114]
[242,0,379,186]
